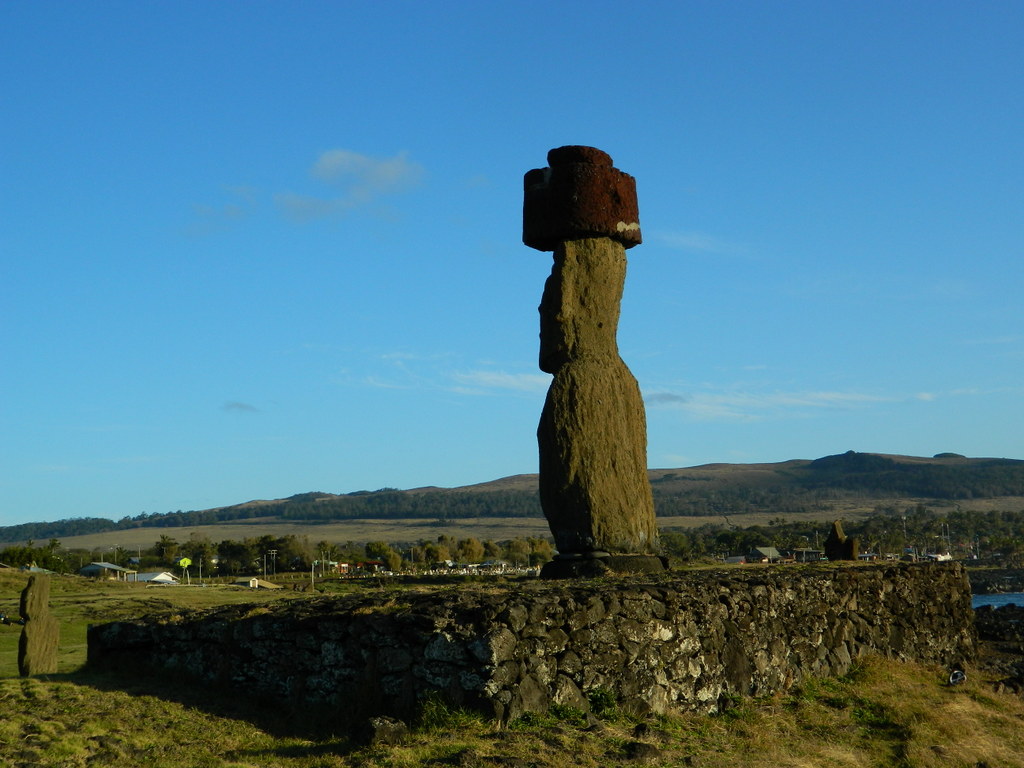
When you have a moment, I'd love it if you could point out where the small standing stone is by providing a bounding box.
[18,574,59,676]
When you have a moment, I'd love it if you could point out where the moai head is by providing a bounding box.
[526,147,642,374]
[523,146,641,252]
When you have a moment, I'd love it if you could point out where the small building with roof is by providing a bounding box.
[136,571,180,584]
[747,546,782,563]
[79,562,138,581]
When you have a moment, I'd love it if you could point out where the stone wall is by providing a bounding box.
[87,563,975,725]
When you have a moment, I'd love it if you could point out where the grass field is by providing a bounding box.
[35,494,1024,555]
[41,509,880,553]
[4,569,1024,767]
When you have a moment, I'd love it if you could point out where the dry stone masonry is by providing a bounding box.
[88,563,975,727]
[524,147,660,575]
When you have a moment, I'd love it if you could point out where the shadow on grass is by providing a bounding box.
[47,666,364,747]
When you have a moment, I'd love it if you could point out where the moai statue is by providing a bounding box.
[18,574,59,676]
[823,520,860,562]
[523,146,663,577]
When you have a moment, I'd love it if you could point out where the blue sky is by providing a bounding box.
[2,1,1022,527]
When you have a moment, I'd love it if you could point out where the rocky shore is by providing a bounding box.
[974,603,1024,694]
[967,568,1024,595]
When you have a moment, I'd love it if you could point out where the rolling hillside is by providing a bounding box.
[3,451,1023,545]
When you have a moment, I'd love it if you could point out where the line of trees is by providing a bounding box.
[658,503,1024,561]
[0,532,555,577]
[8,502,1024,575]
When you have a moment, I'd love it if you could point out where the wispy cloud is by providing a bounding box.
[645,389,890,422]
[645,392,690,405]
[359,351,451,390]
[222,401,259,413]
[188,185,260,235]
[922,279,977,300]
[949,386,1024,397]
[346,353,550,397]
[312,149,422,192]
[964,335,1024,346]
[362,375,417,390]
[450,370,550,394]
[653,230,749,257]
[276,149,424,222]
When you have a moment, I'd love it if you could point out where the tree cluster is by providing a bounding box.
[658,503,1024,562]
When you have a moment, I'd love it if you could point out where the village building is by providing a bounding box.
[135,571,180,584]
[747,546,783,563]
[79,562,138,581]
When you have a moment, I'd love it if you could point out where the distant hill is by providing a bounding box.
[3,451,1023,543]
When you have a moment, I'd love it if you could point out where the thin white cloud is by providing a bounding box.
[312,149,423,193]
[451,370,550,394]
[949,386,1024,397]
[653,230,749,256]
[33,464,77,474]
[275,192,354,221]
[645,392,690,405]
[922,279,977,300]
[363,376,416,390]
[645,389,890,422]
[195,150,423,227]
[188,186,260,235]
[964,335,1024,346]
[345,352,548,397]
[222,401,259,413]
[276,149,424,222]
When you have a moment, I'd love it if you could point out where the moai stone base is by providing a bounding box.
[524,146,664,577]
[18,574,59,676]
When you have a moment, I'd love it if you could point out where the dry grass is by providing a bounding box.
[6,570,1024,767]
[0,569,313,676]
[46,517,554,552]
[38,496,1024,555]
[1,654,1014,768]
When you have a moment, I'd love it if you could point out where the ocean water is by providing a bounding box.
[973,592,1024,609]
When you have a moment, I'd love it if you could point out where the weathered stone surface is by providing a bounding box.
[357,715,409,747]
[523,146,640,251]
[18,574,59,676]
[824,520,860,561]
[535,237,657,557]
[525,147,656,564]
[87,563,976,728]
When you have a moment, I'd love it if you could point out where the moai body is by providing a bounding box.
[18,574,59,676]
[823,520,860,562]
[523,146,662,576]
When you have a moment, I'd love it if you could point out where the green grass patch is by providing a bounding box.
[5,572,1024,766]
